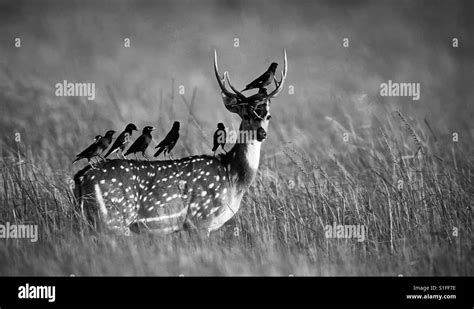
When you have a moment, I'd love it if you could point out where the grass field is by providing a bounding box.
[0,0,473,276]
[0,76,472,276]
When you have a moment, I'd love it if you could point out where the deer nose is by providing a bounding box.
[256,128,267,141]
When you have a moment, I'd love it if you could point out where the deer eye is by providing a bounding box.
[266,115,272,120]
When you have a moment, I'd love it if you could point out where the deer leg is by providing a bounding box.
[182,217,203,243]
[183,218,198,231]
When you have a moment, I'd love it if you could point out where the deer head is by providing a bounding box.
[213,49,287,143]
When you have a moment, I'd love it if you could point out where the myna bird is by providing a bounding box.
[124,126,155,160]
[72,135,102,164]
[154,121,180,159]
[104,123,138,159]
[96,130,116,160]
[212,123,226,156]
[91,135,102,143]
[241,62,277,92]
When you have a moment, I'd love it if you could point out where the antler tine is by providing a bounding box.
[225,72,247,100]
[267,49,288,99]
[251,109,264,120]
[214,49,234,97]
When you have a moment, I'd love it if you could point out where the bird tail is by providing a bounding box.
[72,157,80,164]
[211,144,218,152]
[154,147,165,157]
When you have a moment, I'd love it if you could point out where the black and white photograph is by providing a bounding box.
[0,0,473,306]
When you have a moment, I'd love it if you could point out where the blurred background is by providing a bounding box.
[0,0,472,171]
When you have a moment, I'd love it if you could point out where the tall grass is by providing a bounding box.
[0,78,472,276]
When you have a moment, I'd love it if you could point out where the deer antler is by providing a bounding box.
[224,72,247,101]
[227,49,287,103]
[214,50,235,98]
[267,49,288,99]
[214,50,241,114]
[214,49,288,117]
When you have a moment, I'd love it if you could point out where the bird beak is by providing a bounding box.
[151,127,156,131]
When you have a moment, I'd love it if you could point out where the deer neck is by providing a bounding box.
[224,136,262,193]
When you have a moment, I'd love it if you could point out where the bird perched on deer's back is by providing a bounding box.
[154,121,180,158]
[96,130,116,159]
[125,126,155,160]
[72,134,102,164]
[212,123,226,156]
[241,62,278,92]
[104,123,138,159]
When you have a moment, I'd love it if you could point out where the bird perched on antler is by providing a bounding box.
[241,62,278,92]
[104,123,138,159]
[213,49,287,118]
[124,126,155,160]
[154,121,180,159]
[224,73,270,118]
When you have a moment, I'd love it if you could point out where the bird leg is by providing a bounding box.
[143,152,150,161]
[88,159,98,169]
[134,154,139,160]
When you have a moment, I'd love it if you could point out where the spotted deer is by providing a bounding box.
[74,50,287,235]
